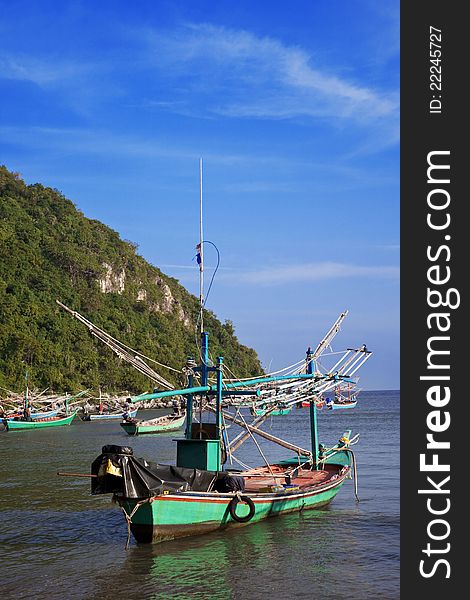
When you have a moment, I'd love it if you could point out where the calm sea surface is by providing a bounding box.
[0,390,399,599]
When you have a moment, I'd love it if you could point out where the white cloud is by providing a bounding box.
[0,54,91,86]
[0,124,388,176]
[141,23,398,124]
[234,261,399,285]
[1,22,398,139]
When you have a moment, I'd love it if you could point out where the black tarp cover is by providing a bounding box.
[91,445,218,499]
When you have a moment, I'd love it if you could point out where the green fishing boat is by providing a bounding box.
[251,404,292,417]
[120,412,186,436]
[4,409,78,431]
[85,169,372,545]
[90,330,369,545]
[92,425,356,544]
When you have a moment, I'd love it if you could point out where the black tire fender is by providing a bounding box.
[228,495,255,523]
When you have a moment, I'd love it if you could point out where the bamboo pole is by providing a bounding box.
[57,472,97,478]
[229,413,269,453]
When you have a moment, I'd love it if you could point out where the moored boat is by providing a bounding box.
[89,333,367,545]
[326,397,358,410]
[92,434,355,544]
[82,408,139,421]
[3,409,78,431]
[250,404,292,416]
[73,166,372,545]
[4,408,60,421]
[120,412,185,435]
[300,399,325,408]
[326,384,359,410]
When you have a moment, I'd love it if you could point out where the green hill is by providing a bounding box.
[0,166,262,394]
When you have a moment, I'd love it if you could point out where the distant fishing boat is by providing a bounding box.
[120,412,186,435]
[3,410,78,431]
[326,396,358,410]
[326,384,359,410]
[251,404,292,416]
[2,377,87,426]
[300,399,325,408]
[82,408,138,421]
[3,369,60,421]
[329,399,357,410]
[4,408,60,421]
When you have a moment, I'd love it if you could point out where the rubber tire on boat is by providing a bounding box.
[228,495,255,523]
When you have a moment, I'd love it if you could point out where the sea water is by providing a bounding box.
[0,390,399,599]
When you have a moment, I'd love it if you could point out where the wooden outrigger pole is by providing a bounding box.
[311,310,349,361]
[205,405,311,456]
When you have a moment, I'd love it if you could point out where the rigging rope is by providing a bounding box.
[223,356,306,383]
[56,301,177,389]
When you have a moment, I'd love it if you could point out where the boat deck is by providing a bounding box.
[242,464,337,493]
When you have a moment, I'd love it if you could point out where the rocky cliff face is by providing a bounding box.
[98,267,192,328]
[98,263,126,294]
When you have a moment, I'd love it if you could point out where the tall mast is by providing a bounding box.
[199,158,204,334]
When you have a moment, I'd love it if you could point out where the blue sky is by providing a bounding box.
[0,1,399,389]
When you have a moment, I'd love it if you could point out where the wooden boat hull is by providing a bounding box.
[120,414,185,435]
[118,451,351,544]
[3,410,78,430]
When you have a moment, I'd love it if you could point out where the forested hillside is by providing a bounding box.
[0,166,262,394]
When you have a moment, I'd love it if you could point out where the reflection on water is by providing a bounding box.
[0,393,399,599]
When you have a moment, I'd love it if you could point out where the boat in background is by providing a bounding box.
[300,399,325,408]
[4,408,60,421]
[326,384,359,410]
[251,403,292,417]
[82,408,138,421]
[120,412,185,435]
[327,400,357,410]
[326,396,358,410]
[1,376,88,427]
[3,410,78,431]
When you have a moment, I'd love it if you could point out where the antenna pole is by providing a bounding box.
[199,158,204,334]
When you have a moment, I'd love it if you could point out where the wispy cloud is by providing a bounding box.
[233,261,399,285]
[0,54,92,86]
[140,23,398,126]
[0,125,203,164]
[1,22,398,145]
[0,52,119,117]
[0,125,396,188]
